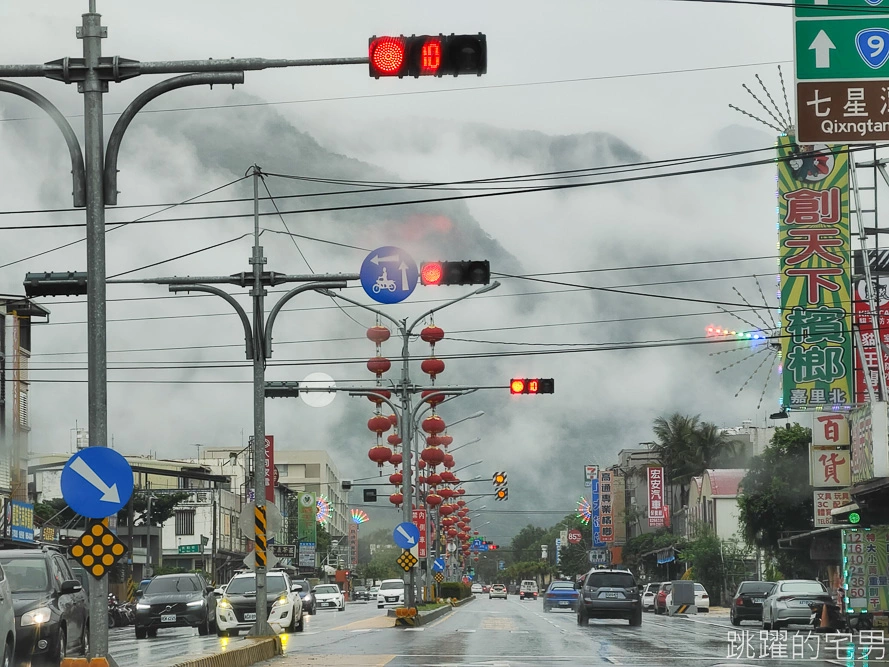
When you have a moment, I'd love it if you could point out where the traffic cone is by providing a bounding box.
[820,603,831,630]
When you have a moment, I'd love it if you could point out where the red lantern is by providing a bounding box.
[473,556,479,562]
[367,357,391,375]
[418,475,427,485]
[387,414,398,427]
[422,416,446,435]
[443,455,455,469]
[387,434,402,446]
[447,529,458,538]
[457,521,466,530]
[368,445,392,467]
[427,473,442,486]
[458,508,468,517]
[440,471,456,483]
[422,389,444,406]
[458,488,466,495]
[457,500,467,507]
[366,326,391,344]
[420,326,445,344]
[389,493,403,507]
[439,434,453,447]
[417,460,427,470]
[426,493,443,507]
[368,415,392,435]
[367,388,391,405]
[421,446,445,467]
[439,488,455,499]
[473,531,479,536]
[388,472,403,486]
[389,452,403,466]
[421,357,445,379]
[426,435,443,447]
[440,504,455,516]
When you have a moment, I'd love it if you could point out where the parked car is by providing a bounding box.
[1,545,89,664]
[654,582,672,615]
[665,582,710,612]
[641,583,660,611]
[577,568,642,626]
[352,586,369,602]
[470,583,484,595]
[762,579,831,630]
[134,572,217,639]
[0,561,16,667]
[519,580,538,601]
[313,584,345,611]
[543,580,579,612]
[489,584,507,600]
[215,570,303,637]
[291,579,316,615]
[377,579,405,608]
[731,581,776,626]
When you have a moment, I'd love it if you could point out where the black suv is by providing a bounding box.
[576,568,642,626]
[291,579,316,615]
[0,545,89,664]
[134,573,217,638]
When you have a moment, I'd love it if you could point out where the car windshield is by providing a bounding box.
[146,576,200,594]
[226,575,287,596]
[314,585,339,594]
[780,582,827,594]
[0,557,50,593]
[380,581,403,590]
[587,573,636,588]
[739,582,775,595]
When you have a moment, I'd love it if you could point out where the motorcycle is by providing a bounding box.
[809,599,873,633]
[107,593,131,628]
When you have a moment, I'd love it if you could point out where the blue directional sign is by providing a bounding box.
[60,448,134,519]
[360,246,419,304]
[393,521,420,550]
[433,556,445,572]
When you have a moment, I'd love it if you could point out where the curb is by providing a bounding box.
[170,637,282,667]
[453,596,474,607]
[388,604,454,626]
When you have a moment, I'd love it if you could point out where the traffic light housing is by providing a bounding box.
[493,472,507,486]
[509,378,555,394]
[23,271,88,297]
[420,260,490,286]
[363,488,377,502]
[495,488,508,501]
[368,34,487,78]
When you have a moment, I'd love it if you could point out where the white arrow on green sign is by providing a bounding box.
[796,17,889,79]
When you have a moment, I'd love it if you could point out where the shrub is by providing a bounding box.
[439,582,471,600]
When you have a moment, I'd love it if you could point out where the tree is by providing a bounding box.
[364,545,402,581]
[34,498,77,527]
[652,413,700,509]
[737,423,815,579]
[509,524,548,563]
[117,492,190,526]
[678,525,752,605]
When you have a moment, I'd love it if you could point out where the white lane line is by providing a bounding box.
[510,630,529,634]
[403,627,425,632]
[456,628,477,632]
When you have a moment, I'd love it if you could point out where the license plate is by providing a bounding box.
[244,612,256,621]
[386,597,397,602]
[794,599,812,606]
[605,592,619,599]
[160,614,176,623]
[559,601,570,606]
[753,598,763,604]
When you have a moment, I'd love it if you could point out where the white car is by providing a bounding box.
[377,578,405,608]
[216,571,303,636]
[665,582,710,612]
[471,583,483,595]
[762,579,831,630]
[641,583,660,611]
[313,584,345,611]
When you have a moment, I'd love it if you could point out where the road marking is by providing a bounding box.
[273,655,396,666]
[329,614,394,632]
[510,630,529,634]
[403,627,424,632]
[605,659,622,665]
[456,628,477,632]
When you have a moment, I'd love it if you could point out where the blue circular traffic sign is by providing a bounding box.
[393,521,421,550]
[360,246,418,304]
[60,448,134,519]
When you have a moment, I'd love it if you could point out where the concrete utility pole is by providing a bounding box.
[6,4,367,656]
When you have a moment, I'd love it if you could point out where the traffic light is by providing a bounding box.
[23,271,88,297]
[493,471,507,501]
[495,488,508,501]
[509,378,555,394]
[420,260,490,286]
[493,472,507,486]
[368,34,487,78]
[363,488,377,502]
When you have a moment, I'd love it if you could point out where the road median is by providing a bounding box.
[169,636,282,667]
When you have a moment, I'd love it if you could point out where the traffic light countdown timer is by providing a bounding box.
[368,34,487,79]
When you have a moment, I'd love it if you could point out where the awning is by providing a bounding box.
[830,502,859,516]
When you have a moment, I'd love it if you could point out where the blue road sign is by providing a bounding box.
[360,246,419,304]
[60,448,134,519]
[433,556,446,572]
[393,521,420,550]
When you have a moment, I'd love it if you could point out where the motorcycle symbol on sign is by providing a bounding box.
[372,267,397,294]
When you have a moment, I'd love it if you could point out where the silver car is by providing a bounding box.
[0,562,14,667]
[762,579,831,630]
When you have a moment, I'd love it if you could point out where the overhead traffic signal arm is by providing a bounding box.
[369,34,487,78]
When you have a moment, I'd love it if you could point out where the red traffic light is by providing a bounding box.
[420,262,444,286]
[509,378,554,394]
[369,34,487,78]
[369,36,406,76]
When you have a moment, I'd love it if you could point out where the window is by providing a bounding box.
[175,509,195,536]
[585,572,636,589]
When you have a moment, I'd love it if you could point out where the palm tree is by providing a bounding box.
[651,413,700,514]
[693,422,737,473]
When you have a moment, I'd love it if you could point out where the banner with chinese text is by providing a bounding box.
[297,492,317,568]
[842,527,889,614]
[853,279,889,403]
[810,414,851,487]
[778,136,852,410]
[813,490,852,528]
[598,470,614,543]
[648,466,665,527]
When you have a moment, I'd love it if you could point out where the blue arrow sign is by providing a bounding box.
[393,522,420,550]
[433,557,445,572]
[360,246,419,304]
[60,448,134,519]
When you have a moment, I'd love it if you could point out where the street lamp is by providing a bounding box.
[449,437,482,454]
[453,460,484,475]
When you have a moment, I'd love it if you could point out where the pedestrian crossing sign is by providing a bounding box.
[396,549,418,571]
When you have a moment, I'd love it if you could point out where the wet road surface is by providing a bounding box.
[254,597,883,666]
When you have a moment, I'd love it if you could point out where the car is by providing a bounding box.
[352,586,368,602]
[489,584,507,600]
[665,582,710,612]
[761,579,831,630]
[731,581,776,626]
[482,585,490,593]
[369,586,379,598]
[470,583,483,595]
[313,584,345,611]
[1,546,89,664]
[134,572,217,639]
[654,582,672,615]
[519,580,538,601]
[215,570,303,636]
[377,579,405,608]
[576,568,642,626]
[0,561,16,667]
[543,580,579,612]
[291,579,316,615]
[641,583,660,611]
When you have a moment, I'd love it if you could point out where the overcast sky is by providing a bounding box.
[0,0,811,541]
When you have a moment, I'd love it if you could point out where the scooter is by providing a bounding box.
[809,600,873,633]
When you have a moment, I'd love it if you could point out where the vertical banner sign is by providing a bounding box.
[778,136,852,410]
[842,527,889,614]
[349,522,359,567]
[853,280,889,402]
[810,414,852,488]
[413,508,427,559]
[648,466,665,527]
[264,435,275,502]
[297,492,317,568]
[591,475,605,548]
[555,538,561,565]
[599,470,614,543]
[612,474,627,543]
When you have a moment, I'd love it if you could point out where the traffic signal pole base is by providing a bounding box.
[247,620,277,638]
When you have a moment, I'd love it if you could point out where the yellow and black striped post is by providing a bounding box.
[254,504,267,568]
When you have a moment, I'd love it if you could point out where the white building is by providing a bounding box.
[686,468,748,542]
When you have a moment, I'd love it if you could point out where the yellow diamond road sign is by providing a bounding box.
[434,572,444,583]
[396,549,418,571]
[68,520,128,579]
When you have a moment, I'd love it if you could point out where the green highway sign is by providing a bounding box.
[178,544,201,554]
[796,17,889,79]
[796,0,889,19]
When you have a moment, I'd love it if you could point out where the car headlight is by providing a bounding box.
[136,603,150,610]
[304,594,312,602]
[272,595,289,607]
[21,607,52,626]
[218,599,232,610]
[186,600,205,608]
